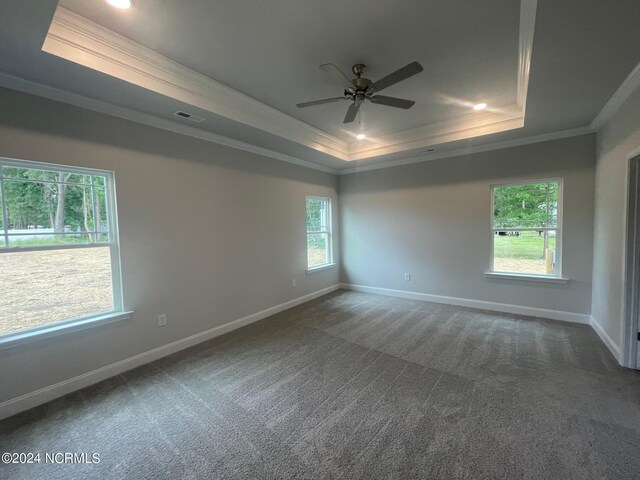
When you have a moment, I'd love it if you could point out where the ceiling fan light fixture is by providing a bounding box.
[356,133,366,140]
[473,103,487,111]
[106,0,132,9]
[297,62,423,124]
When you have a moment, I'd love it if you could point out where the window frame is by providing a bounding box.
[305,195,334,272]
[0,157,129,348]
[489,178,564,279]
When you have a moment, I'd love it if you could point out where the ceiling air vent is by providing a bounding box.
[174,111,205,123]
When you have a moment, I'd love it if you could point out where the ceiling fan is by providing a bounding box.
[296,62,423,124]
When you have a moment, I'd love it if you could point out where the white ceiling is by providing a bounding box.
[0,0,639,172]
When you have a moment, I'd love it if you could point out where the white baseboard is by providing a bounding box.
[589,315,621,362]
[341,283,591,324]
[0,284,340,421]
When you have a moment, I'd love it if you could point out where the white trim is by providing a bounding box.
[0,243,116,254]
[40,3,535,161]
[621,149,640,369]
[489,177,563,278]
[306,263,337,274]
[107,165,125,314]
[591,60,640,130]
[484,272,569,284]
[0,72,340,176]
[0,284,340,420]
[0,157,127,338]
[43,7,350,160]
[339,127,593,175]
[590,315,621,362]
[306,195,334,269]
[340,283,591,324]
[0,70,595,176]
[0,311,133,350]
[347,114,525,161]
[517,0,538,112]
[629,145,640,161]
[0,156,114,176]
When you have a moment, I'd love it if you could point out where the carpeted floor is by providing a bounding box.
[1,290,640,479]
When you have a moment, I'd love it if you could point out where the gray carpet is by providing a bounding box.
[1,290,640,479]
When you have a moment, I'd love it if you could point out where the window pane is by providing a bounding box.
[63,184,90,233]
[493,182,558,229]
[67,173,92,185]
[307,233,329,267]
[306,197,331,268]
[3,179,109,247]
[61,185,110,241]
[92,175,106,188]
[4,179,53,231]
[93,186,110,235]
[2,166,92,185]
[0,246,114,336]
[493,230,557,275]
[306,198,328,233]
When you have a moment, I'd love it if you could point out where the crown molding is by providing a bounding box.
[348,108,524,160]
[517,0,537,112]
[338,126,594,175]
[0,72,340,175]
[42,3,536,161]
[591,59,640,131]
[0,71,592,177]
[43,7,351,160]
[347,0,537,159]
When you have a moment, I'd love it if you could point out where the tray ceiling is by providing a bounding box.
[1,0,639,172]
[44,0,536,161]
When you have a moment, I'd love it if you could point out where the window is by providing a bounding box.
[306,196,333,269]
[491,179,562,277]
[0,158,124,340]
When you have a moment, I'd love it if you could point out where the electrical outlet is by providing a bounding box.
[158,314,167,327]
[292,279,297,287]
[404,273,411,281]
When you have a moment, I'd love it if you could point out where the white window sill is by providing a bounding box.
[484,272,569,284]
[0,310,134,350]
[306,263,337,274]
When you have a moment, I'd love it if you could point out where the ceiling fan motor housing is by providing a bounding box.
[351,64,373,93]
[352,63,366,76]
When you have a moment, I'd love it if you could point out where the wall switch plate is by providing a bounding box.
[404,273,411,281]
[292,279,297,287]
[158,314,167,327]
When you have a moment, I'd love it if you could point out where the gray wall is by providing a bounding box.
[0,85,607,405]
[339,135,596,315]
[592,85,640,354]
[0,88,339,403]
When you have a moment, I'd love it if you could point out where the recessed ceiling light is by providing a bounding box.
[106,0,131,9]
[472,103,487,111]
[356,134,366,140]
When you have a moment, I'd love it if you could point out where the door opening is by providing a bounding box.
[623,154,640,369]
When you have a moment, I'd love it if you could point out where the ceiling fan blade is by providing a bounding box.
[296,97,345,108]
[319,63,355,89]
[371,61,423,93]
[369,95,415,109]
[343,103,360,123]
